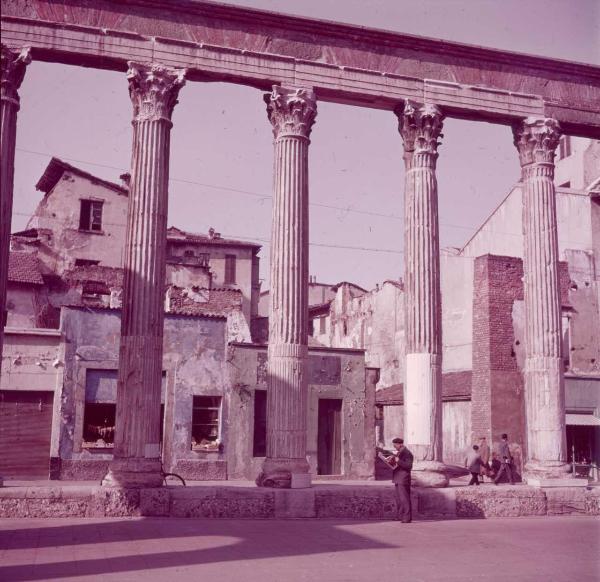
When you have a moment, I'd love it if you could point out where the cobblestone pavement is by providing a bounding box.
[0,516,598,582]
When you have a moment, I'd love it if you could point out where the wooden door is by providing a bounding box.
[0,391,53,479]
[317,398,342,475]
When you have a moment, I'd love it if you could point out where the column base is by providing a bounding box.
[412,461,449,488]
[102,458,163,488]
[523,460,571,484]
[256,458,311,489]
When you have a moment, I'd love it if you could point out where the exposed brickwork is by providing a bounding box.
[471,255,525,452]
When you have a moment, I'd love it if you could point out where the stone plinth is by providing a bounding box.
[103,62,186,489]
[2,482,598,519]
[396,101,448,488]
[259,86,317,488]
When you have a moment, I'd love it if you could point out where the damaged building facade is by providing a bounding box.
[1,160,375,481]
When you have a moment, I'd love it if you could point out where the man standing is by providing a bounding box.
[389,437,413,523]
[465,445,484,485]
[494,433,515,485]
[479,436,491,482]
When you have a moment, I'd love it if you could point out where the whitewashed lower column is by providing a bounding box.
[0,45,30,371]
[103,63,186,488]
[258,86,316,489]
[513,117,569,480]
[396,101,448,487]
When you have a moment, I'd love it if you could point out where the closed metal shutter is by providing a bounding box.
[0,390,53,479]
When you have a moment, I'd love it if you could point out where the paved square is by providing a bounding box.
[0,516,598,582]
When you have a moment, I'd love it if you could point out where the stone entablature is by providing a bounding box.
[1,1,599,135]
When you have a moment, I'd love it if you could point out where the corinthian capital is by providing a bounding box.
[512,117,561,167]
[395,101,444,155]
[1,45,31,105]
[264,86,317,139]
[127,62,187,123]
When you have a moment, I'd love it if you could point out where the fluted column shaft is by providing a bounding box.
[260,86,316,488]
[396,102,446,484]
[0,45,30,370]
[103,63,186,488]
[513,117,568,477]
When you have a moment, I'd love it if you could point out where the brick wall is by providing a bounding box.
[471,255,525,464]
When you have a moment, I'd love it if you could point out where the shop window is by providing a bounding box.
[224,254,236,284]
[83,403,116,447]
[253,390,267,457]
[192,396,221,451]
[79,199,103,231]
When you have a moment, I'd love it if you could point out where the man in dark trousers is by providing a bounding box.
[465,444,484,485]
[390,437,414,522]
[494,433,515,485]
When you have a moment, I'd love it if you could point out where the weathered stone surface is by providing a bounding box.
[170,487,275,518]
[173,460,227,481]
[456,486,547,518]
[139,488,170,516]
[92,487,141,517]
[545,487,587,515]
[59,459,109,481]
[417,488,456,517]
[315,488,397,519]
[274,488,316,518]
[583,488,600,515]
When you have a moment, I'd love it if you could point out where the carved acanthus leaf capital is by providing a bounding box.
[396,101,444,155]
[1,45,31,105]
[127,62,187,123]
[512,117,561,166]
[264,86,317,139]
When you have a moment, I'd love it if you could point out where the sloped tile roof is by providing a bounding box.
[167,227,261,249]
[8,252,44,285]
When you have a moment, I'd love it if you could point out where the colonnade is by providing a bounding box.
[0,46,568,487]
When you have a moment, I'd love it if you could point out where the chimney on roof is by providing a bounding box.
[208,227,221,239]
[119,172,131,189]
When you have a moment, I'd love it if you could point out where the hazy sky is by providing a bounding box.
[11,0,599,289]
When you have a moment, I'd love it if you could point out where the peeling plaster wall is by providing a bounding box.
[28,171,128,274]
[315,281,404,389]
[5,285,40,328]
[226,344,374,481]
[57,307,227,480]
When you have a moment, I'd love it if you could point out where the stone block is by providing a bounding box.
[456,486,547,518]
[527,478,589,488]
[92,487,141,517]
[274,489,316,518]
[59,459,109,481]
[140,488,170,516]
[545,487,587,515]
[291,473,312,489]
[315,488,396,519]
[417,488,457,517]
[584,489,600,515]
[173,460,227,481]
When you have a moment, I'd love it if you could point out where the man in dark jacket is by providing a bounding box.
[494,433,515,485]
[390,437,414,523]
[465,444,484,485]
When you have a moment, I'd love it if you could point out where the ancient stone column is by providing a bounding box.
[396,101,447,487]
[513,117,569,480]
[102,62,186,488]
[258,86,316,489]
[0,45,30,370]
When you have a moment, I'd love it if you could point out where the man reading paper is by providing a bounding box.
[383,437,414,523]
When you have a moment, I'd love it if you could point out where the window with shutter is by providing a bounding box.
[224,254,236,284]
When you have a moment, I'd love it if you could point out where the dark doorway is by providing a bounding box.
[317,398,342,475]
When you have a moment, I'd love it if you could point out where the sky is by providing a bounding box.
[11,0,600,290]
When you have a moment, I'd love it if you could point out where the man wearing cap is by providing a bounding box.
[389,437,414,523]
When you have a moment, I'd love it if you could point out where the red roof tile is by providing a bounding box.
[8,252,44,285]
[167,227,261,249]
[376,371,472,405]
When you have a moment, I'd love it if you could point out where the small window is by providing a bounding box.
[192,396,221,450]
[79,200,103,231]
[253,390,267,457]
[75,259,100,267]
[224,254,236,284]
[558,136,572,160]
[83,403,116,447]
[184,250,195,257]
